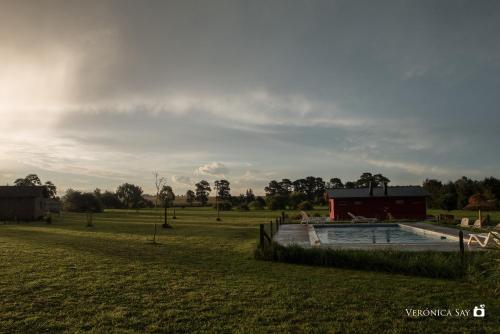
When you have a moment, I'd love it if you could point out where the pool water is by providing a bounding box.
[314,225,454,244]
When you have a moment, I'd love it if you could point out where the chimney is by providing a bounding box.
[369,182,373,196]
[383,182,388,196]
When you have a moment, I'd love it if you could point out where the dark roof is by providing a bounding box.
[0,186,45,198]
[326,186,429,199]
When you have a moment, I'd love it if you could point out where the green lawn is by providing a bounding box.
[0,208,498,333]
[428,209,500,223]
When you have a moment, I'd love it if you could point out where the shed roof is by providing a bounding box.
[0,186,45,198]
[326,186,429,199]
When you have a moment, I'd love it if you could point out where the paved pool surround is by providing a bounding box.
[273,222,480,251]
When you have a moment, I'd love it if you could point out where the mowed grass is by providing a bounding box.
[0,208,498,333]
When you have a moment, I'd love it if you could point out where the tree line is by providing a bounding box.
[10,173,500,212]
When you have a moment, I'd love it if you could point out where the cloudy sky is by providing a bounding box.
[1,0,499,195]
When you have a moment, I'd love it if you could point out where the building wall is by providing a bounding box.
[329,196,427,220]
[0,197,40,220]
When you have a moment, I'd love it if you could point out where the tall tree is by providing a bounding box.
[159,185,175,206]
[195,180,211,206]
[43,181,57,198]
[329,178,344,189]
[214,180,231,200]
[14,174,41,186]
[264,180,281,197]
[185,190,195,206]
[116,183,144,209]
[245,188,255,203]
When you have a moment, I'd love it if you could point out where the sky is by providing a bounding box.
[1,0,499,195]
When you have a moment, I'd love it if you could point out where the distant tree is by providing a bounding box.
[245,189,255,203]
[14,174,41,186]
[292,179,307,193]
[298,200,314,210]
[423,179,443,209]
[454,176,478,209]
[153,171,166,207]
[264,180,281,197]
[195,180,211,206]
[345,181,356,189]
[439,193,458,211]
[159,185,175,206]
[278,179,293,196]
[288,192,306,209]
[329,178,344,188]
[186,190,195,206]
[43,181,57,199]
[481,177,500,202]
[214,180,231,201]
[116,183,144,209]
[355,172,390,188]
[62,189,102,212]
[100,190,123,209]
[266,196,287,210]
[248,200,265,210]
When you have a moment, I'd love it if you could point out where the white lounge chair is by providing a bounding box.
[300,211,330,224]
[347,212,377,223]
[457,217,470,228]
[473,219,482,229]
[467,231,500,249]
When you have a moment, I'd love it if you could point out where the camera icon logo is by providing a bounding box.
[473,304,485,318]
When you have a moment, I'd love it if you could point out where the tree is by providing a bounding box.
[14,174,41,186]
[292,179,307,193]
[440,193,458,211]
[454,176,478,209]
[264,180,281,197]
[100,190,123,209]
[195,180,211,206]
[345,181,356,189]
[214,180,231,200]
[186,190,195,206]
[329,178,344,189]
[288,191,306,209]
[245,189,255,203]
[153,171,166,207]
[62,189,102,212]
[423,179,443,209]
[116,183,144,209]
[159,185,175,206]
[266,196,287,210]
[43,181,57,199]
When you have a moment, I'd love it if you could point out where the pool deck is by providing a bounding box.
[273,222,486,251]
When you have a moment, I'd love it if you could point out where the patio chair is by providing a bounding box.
[300,211,330,224]
[467,231,500,249]
[457,218,470,228]
[473,219,482,229]
[347,212,377,223]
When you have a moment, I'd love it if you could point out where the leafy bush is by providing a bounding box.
[297,200,314,210]
[266,196,287,210]
[238,204,250,211]
[248,200,264,210]
[255,242,498,280]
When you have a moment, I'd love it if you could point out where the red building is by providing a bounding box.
[327,184,429,221]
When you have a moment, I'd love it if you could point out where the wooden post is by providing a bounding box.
[173,208,176,219]
[270,221,273,239]
[282,211,285,224]
[459,230,464,257]
[259,224,264,246]
[153,224,157,244]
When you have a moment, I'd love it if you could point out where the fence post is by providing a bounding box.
[459,230,464,258]
[282,211,285,224]
[260,224,264,247]
[270,221,273,239]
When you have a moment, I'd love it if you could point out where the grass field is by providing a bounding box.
[0,207,498,333]
[428,209,500,223]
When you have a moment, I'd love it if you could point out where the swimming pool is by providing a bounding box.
[314,224,455,245]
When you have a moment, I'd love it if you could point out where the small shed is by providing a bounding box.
[326,184,429,221]
[0,186,46,220]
